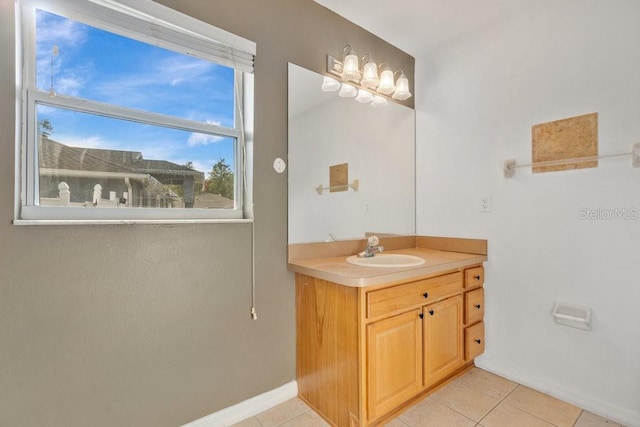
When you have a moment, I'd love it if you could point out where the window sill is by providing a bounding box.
[13,218,254,226]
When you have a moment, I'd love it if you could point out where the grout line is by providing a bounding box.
[476,381,520,425]
[571,410,584,427]
[292,372,600,427]
[500,386,583,427]
[273,407,312,427]
[428,383,497,425]
[502,402,561,427]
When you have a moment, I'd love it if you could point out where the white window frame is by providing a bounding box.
[15,0,255,223]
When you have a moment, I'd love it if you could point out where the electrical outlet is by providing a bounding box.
[479,195,492,212]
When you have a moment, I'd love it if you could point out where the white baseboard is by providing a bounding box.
[182,381,298,427]
[476,355,640,427]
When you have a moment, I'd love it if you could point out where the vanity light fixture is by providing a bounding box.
[360,55,379,89]
[376,64,395,95]
[321,75,340,92]
[355,88,374,103]
[341,45,361,81]
[324,45,411,108]
[339,83,357,98]
[392,70,412,100]
[371,95,388,108]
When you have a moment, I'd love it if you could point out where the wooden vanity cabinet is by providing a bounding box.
[367,309,423,420]
[464,288,484,325]
[423,295,463,387]
[296,265,485,427]
[463,266,485,362]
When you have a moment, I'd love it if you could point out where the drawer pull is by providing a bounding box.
[475,304,481,309]
[475,339,482,344]
[419,313,424,319]
[474,275,481,280]
[423,292,429,299]
[428,310,434,316]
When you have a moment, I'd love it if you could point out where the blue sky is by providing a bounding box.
[35,9,237,175]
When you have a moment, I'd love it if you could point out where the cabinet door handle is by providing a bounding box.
[474,275,481,280]
[419,313,424,319]
[423,292,429,299]
[475,339,482,344]
[428,310,434,316]
[475,304,481,309]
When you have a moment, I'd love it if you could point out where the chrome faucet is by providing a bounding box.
[358,235,384,258]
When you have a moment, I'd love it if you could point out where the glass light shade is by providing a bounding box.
[371,95,388,108]
[338,83,357,98]
[377,69,395,95]
[392,73,412,100]
[355,89,374,103]
[342,52,361,81]
[360,61,379,89]
[321,76,340,92]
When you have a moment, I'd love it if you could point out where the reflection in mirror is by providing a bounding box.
[288,63,416,243]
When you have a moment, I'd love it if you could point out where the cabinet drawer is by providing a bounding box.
[464,266,484,289]
[367,272,463,319]
[464,321,485,361]
[464,288,484,325]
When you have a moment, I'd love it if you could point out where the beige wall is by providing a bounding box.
[0,0,413,426]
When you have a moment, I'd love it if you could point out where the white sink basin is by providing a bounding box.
[346,254,426,268]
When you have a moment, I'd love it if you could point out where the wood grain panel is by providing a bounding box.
[366,309,423,421]
[424,296,464,387]
[367,272,463,319]
[464,266,484,289]
[296,275,360,426]
[464,321,485,361]
[464,288,484,326]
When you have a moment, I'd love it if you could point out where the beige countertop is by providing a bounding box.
[288,246,487,287]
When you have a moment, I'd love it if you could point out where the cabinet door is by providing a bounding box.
[367,309,423,421]
[423,295,463,387]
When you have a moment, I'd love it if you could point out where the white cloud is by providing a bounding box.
[36,12,89,94]
[187,133,225,147]
[187,120,227,146]
[94,56,217,99]
[54,134,111,149]
[36,58,83,93]
[191,160,210,174]
[157,56,216,82]
[36,13,87,48]
[54,75,85,96]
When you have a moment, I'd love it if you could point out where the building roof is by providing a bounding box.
[39,137,205,183]
[194,192,234,209]
[133,159,205,184]
[39,138,136,174]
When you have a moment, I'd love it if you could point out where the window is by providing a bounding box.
[17,0,255,221]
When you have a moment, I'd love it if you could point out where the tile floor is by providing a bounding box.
[232,368,625,427]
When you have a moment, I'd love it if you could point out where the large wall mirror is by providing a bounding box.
[288,63,416,243]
